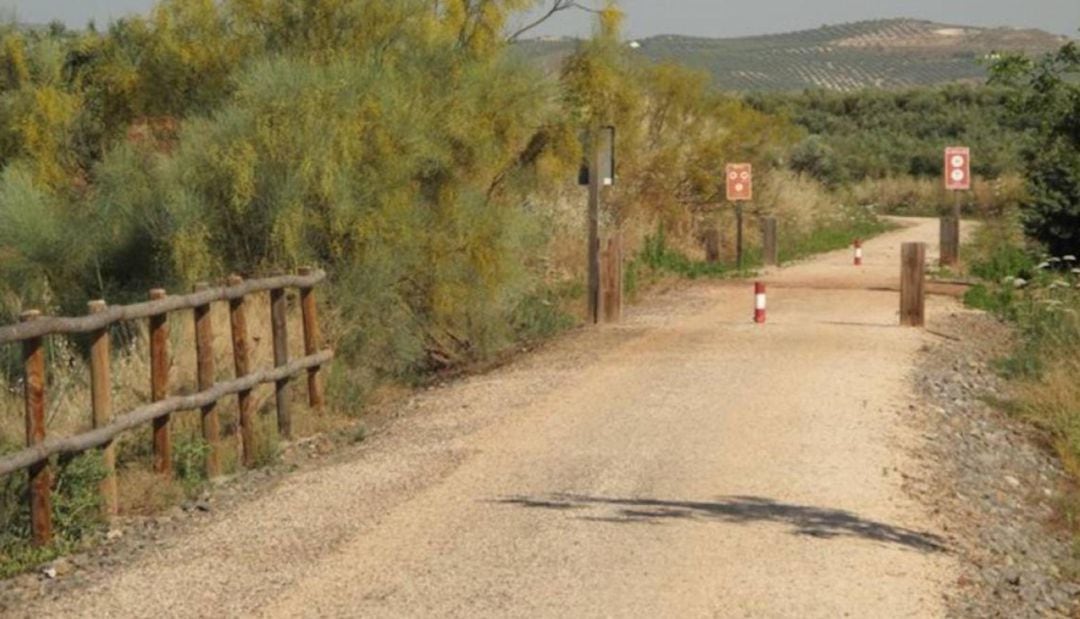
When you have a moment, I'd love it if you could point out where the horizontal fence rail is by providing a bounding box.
[0,351,332,477]
[0,269,333,546]
[0,271,326,345]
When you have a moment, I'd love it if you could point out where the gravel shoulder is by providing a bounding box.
[8,217,1069,617]
[908,310,1079,617]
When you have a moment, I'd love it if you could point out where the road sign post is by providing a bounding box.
[584,127,616,324]
[941,146,969,267]
[726,163,752,270]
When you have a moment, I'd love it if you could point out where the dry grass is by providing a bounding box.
[846,173,1027,217]
[1017,356,1080,477]
[758,169,837,233]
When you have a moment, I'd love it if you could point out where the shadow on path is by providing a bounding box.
[495,494,946,553]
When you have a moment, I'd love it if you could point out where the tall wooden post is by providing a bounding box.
[600,236,623,323]
[736,204,745,270]
[270,286,291,439]
[587,139,602,324]
[148,289,171,475]
[88,300,117,519]
[21,310,52,546]
[193,283,221,478]
[762,217,778,267]
[900,243,927,327]
[298,267,325,410]
[227,275,256,468]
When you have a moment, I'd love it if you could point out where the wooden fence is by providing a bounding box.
[0,268,333,546]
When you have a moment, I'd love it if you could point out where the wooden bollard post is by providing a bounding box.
[88,301,117,520]
[297,268,325,411]
[704,224,721,264]
[193,283,221,478]
[939,217,959,268]
[762,217,778,267]
[149,289,171,475]
[21,310,52,546]
[270,286,291,439]
[900,243,927,327]
[227,275,256,468]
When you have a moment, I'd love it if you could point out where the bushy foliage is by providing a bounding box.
[0,0,834,392]
[991,42,1080,256]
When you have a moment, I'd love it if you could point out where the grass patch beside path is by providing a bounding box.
[962,216,1080,540]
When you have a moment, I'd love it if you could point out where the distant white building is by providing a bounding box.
[628,41,641,49]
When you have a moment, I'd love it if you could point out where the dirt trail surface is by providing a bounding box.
[23,217,959,618]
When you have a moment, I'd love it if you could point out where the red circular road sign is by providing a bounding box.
[726,163,752,201]
[944,147,971,191]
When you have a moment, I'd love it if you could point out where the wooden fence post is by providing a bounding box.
[939,217,959,268]
[270,286,291,439]
[193,283,221,478]
[227,275,255,468]
[735,204,745,270]
[149,289,171,475]
[88,301,117,520]
[762,217,778,267]
[297,267,325,411]
[21,310,52,546]
[900,243,927,327]
[704,223,721,264]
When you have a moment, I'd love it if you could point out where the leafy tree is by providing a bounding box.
[991,43,1080,256]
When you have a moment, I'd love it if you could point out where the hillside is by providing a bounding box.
[516,18,1072,92]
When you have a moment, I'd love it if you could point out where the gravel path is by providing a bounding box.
[15,218,959,617]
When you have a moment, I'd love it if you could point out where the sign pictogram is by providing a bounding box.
[726,163,752,201]
[944,146,970,191]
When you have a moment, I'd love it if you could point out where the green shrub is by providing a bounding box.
[0,452,105,578]
[991,43,1080,257]
[172,436,210,495]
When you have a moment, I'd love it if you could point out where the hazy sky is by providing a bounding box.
[3,0,1078,38]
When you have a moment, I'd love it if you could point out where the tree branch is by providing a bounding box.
[507,0,597,42]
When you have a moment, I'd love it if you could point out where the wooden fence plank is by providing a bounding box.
[88,300,117,520]
[270,287,291,439]
[21,310,52,546]
[149,289,171,475]
[193,283,221,478]
[297,268,325,411]
[227,275,255,468]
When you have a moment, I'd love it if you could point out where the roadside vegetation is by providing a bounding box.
[961,42,1080,541]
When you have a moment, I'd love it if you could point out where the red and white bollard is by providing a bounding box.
[853,239,863,266]
[754,282,766,324]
